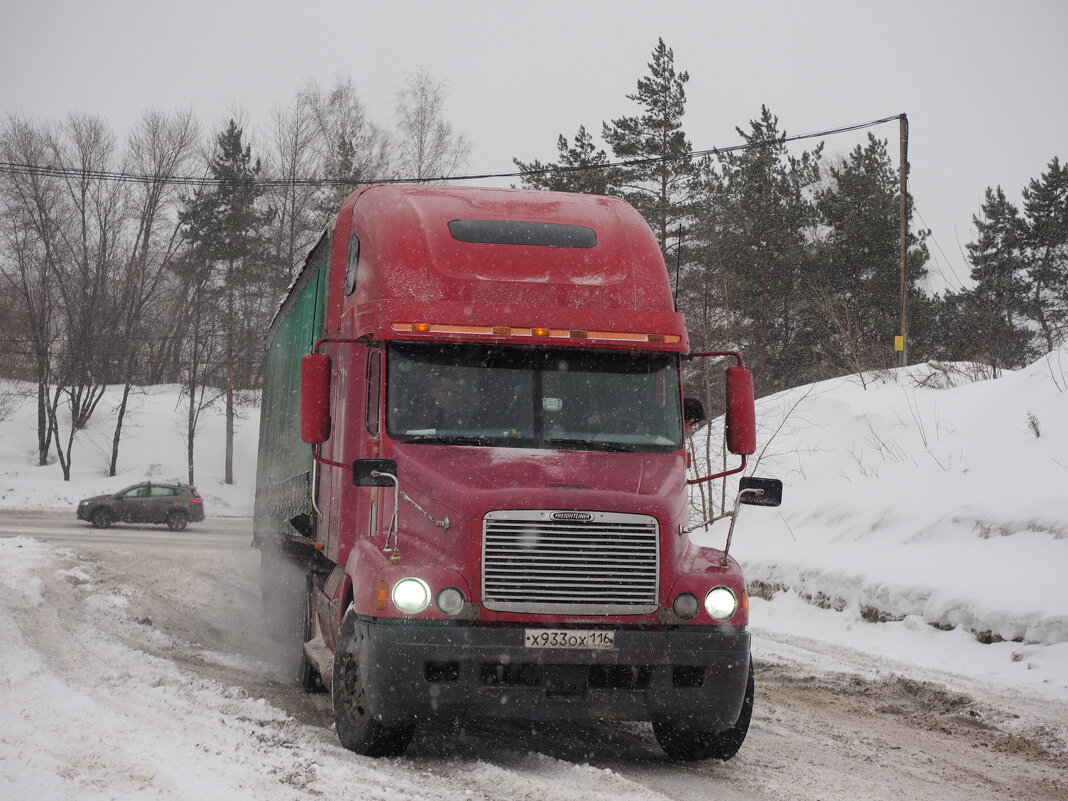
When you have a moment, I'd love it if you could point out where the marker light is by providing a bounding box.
[391,322,680,344]
[391,577,431,614]
[372,580,389,611]
[704,586,739,621]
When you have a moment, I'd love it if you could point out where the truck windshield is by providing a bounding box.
[386,342,682,453]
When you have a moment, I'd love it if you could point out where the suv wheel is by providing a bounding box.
[166,510,189,531]
[90,508,113,529]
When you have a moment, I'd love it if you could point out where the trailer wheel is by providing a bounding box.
[332,610,414,757]
[653,663,753,761]
[90,508,113,529]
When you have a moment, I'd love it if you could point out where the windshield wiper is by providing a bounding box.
[544,437,634,453]
[402,433,494,446]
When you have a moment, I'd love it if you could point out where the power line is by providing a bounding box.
[912,202,967,293]
[0,113,904,188]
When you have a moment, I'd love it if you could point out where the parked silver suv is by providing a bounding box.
[77,482,206,531]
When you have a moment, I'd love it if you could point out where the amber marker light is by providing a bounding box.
[372,580,390,610]
[390,322,681,344]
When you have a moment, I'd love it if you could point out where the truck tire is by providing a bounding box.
[653,663,754,761]
[90,508,113,529]
[332,610,414,757]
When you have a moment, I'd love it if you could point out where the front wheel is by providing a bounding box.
[653,663,754,761]
[332,610,414,757]
[90,508,113,529]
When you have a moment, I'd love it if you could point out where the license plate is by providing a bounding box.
[524,629,616,650]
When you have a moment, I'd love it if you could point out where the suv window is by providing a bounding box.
[149,486,177,497]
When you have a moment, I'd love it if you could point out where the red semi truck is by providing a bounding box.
[254,184,781,760]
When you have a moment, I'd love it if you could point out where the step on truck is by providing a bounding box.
[254,184,782,760]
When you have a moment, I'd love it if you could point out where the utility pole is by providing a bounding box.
[897,114,909,367]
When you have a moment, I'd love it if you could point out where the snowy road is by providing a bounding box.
[2,512,1066,800]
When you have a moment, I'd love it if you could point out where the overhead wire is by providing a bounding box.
[0,113,906,188]
[912,202,967,294]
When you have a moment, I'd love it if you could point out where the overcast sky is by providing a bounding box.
[3,0,1066,292]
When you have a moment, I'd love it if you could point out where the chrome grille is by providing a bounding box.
[482,510,659,614]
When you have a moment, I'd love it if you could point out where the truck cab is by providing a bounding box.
[254,185,778,760]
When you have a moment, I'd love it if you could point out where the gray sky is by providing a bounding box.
[3,0,1066,292]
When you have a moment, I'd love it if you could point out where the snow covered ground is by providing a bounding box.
[0,383,258,516]
[1,355,1066,698]
[1,353,1067,798]
[691,350,1068,704]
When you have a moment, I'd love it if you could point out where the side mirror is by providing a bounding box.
[353,458,398,487]
[300,353,332,444]
[725,365,756,455]
[738,476,783,507]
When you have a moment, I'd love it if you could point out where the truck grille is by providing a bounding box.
[482,510,659,615]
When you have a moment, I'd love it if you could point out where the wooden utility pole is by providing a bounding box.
[898,114,910,367]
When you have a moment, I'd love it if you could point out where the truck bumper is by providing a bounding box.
[355,619,750,731]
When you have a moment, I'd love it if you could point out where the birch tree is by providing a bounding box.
[394,67,470,181]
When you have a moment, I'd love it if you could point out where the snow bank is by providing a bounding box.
[691,350,1068,692]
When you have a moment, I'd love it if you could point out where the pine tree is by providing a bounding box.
[963,186,1034,372]
[513,125,622,195]
[602,38,695,253]
[814,134,929,376]
[1021,157,1068,351]
[689,107,822,392]
[179,119,272,485]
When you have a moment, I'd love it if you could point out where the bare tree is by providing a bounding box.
[106,108,200,476]
[394,67,470,181]
[263,99,322,283]
[0,115,65,467]
[299,76,393,214]
[179,259,225,487]
[40,113,133,480]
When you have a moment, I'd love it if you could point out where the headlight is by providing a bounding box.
[704,586,738,620]
[436,586,466,616]
[672,592,700,620]
[391,577,431,614]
